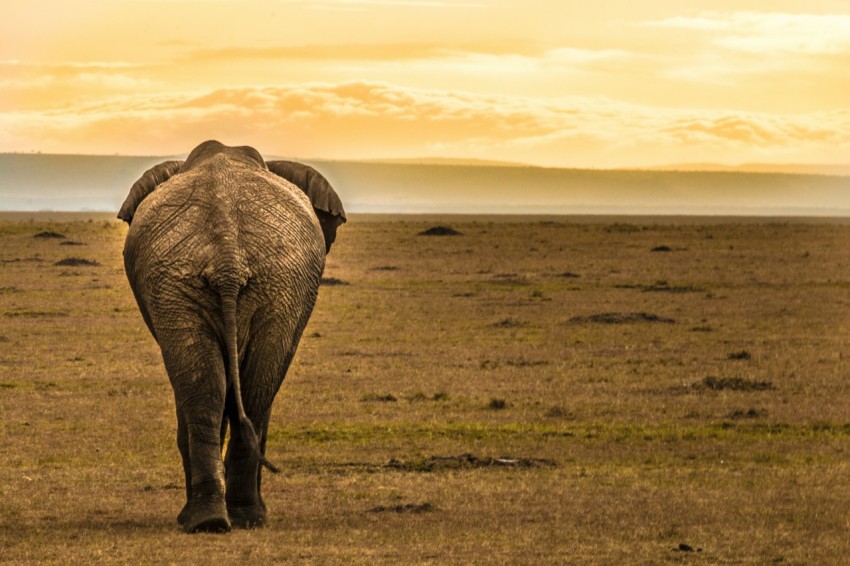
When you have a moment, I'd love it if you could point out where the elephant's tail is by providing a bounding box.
[221,285,280,474]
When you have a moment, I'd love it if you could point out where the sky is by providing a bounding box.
[1,0,849,168]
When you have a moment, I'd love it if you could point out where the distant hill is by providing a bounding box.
[646,162,850,177]
[355,157,530,168]
[1,153,849,215]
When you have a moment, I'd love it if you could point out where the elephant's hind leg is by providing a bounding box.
[223,407,271,529]
[224,332,294,528]
[160,329,231,533]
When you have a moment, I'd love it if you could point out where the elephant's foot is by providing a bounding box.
[227,505,267,529]
[178,501,231,534]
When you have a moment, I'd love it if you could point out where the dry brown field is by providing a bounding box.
[1,213,850,564]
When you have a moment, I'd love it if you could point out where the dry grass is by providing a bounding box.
[2,213,850,564]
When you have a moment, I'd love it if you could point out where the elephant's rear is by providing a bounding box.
[123,159,326,344]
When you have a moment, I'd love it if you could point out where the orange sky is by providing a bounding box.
[1,0,849,168]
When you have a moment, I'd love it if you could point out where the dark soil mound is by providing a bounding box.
[492,318,524,328]
[369,502,433,514]
[34,231,66,239]
[697,376,774,392]
[386,453,556,472]
[54,257,100,267]
[419,226,462,236]
[320,277,349,286]
[727,350,752,360]
[570,312,675,324]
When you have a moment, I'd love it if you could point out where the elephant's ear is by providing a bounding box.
[266,160,347,253]
[117,160,184,223]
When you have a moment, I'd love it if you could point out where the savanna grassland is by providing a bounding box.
[1,213,850,564]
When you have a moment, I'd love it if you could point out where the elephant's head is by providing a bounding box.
[183,140,267,171]
[117,141,346,253]
[266,160,347,253]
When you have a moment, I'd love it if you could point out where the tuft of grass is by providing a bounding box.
[4,309,69,317]
[402,391,449,402]
[545,406,573,419]
[616,281,704,293]
[361,393,398,403]
[604,223,641,233]
[727,408,763,420]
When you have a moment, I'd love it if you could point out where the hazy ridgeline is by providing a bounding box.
[1,153,849,215]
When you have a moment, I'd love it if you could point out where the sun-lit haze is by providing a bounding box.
[1,0,849,169]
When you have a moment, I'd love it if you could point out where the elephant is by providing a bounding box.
[118,140,345,533]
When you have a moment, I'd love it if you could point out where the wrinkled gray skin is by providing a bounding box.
[119,140,345,533]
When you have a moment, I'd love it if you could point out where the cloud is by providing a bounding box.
[647,12,850,56]
[302,0,485,9]
[1,81,848,167]
[0,60,160,110]
[184,39,542,64]
[188,43,471,63]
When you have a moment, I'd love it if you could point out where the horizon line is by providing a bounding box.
[2,151,849,176]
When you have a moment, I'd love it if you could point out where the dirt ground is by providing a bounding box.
[1,213,849,564]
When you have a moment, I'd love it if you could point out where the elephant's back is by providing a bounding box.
[124,159,325,301]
